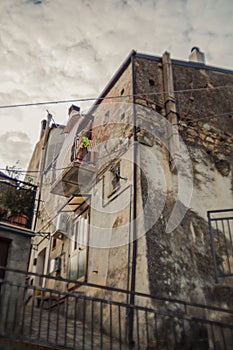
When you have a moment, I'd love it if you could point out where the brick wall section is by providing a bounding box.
[134,57,165,113]
[133,57,233,176]
[173,65,233,134]
[173,65,233,172]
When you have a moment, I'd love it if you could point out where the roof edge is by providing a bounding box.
[87,50,233,116]
[87,50,136,115]
[136,51,233,74]
[171,58,233,74]
[0,221,35,237]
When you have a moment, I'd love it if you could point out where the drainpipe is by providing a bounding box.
[162,52,180,173]
[33,112,52,231]
[128,52,138,346]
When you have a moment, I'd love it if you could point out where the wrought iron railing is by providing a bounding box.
[208,209,233,283]
[0,268,233,349]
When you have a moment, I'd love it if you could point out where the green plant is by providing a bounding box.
[3,185,35,218]
[82,136,90,148]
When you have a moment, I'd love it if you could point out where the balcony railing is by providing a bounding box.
[50,131,97,197]
[208,209,233,282]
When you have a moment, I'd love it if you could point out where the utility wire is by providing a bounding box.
[0,108,232,176]
[0,85,233,110]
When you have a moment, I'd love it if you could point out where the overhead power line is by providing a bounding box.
[0,109,232,176]
[0,85,233,110]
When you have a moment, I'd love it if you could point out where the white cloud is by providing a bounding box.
[0,131,33,169]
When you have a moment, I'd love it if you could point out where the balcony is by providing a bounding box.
[50,142,97,197]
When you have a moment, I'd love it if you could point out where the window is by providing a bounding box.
[69,211,89,282]
[104,111,109,126]
[71,221,79,251]
[109,162,120,197]
[78,249,86,279]
[70,255,78,280]
[78,214,88,246]
[52,238,57,250]
[149,79,155,86]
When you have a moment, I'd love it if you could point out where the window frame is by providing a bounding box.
[69,210,89,283]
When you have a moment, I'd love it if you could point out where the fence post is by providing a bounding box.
[208,211,218,283]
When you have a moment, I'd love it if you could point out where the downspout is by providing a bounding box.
[33,112,52,231]
[128,51,138,346]
[33,112,52,277]
[162,52,180,173]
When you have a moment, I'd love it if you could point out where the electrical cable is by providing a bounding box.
[0,85,233,110]
[0,108,232,176]
[0,99,232,180]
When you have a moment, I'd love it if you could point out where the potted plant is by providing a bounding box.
[82,136,90,148]
[76,135,90,161]
[3,184,35,227]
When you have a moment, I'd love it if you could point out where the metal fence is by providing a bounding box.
[1,269,233,349]
[208,209,233,283]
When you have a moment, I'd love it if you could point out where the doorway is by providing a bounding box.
[0,237,11,280]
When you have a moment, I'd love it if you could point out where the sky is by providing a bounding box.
[0,0,232,172]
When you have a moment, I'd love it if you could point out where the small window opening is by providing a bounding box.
[121,88,125,95]
[52,238,57,250]
[156,105,162,113]
[121,113,125,120]
[149,79,155,86]
[110,163,120,195]
[74,221,79,251]
[104,111,109,126]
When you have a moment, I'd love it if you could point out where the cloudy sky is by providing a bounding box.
[0,0,232,172]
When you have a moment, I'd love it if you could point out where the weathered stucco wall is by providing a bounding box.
[0,224,33,281]
[0,223,33,334]
[133,56,233,305]
[28,126,68,288]
[81,61,151,298]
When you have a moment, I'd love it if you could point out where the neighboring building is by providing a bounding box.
[0,170,36,310]
[0,221,34,282]
[26,115,66,287]
[0,170,36,279]
[0,221,35,336]
[28,48,233,330]
[0,173,35,335]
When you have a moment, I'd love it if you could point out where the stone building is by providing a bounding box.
[0,170,36,281]
[28,49,233,332]
[0,187,35,335]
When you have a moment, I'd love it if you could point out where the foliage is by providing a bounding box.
[82,136,90,148]
[2,184,35,218]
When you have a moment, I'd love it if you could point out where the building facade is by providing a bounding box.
[28,49,233,323]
